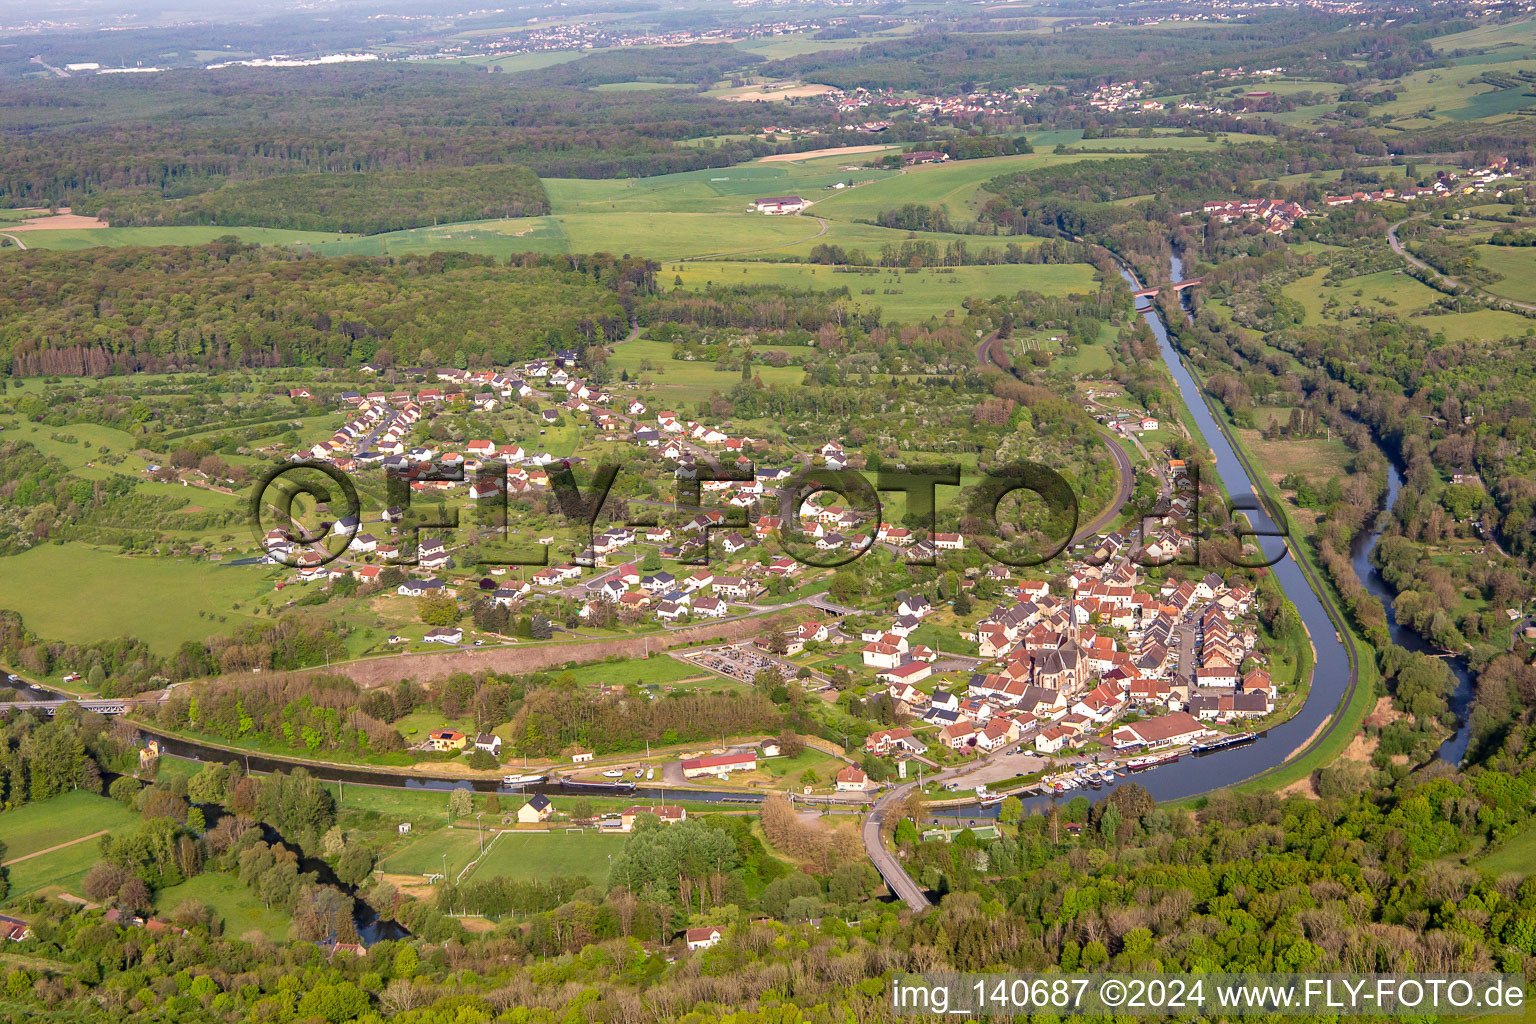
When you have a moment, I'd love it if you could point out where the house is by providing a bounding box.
[796,622,829,643]
[474,733,502,756]
[424,626,463,645]
[692,596,728,618]
[753,195,806,214]
[877,661,933,686]
[1111,711,1205,750]
[621,805,686,831]
[1035,724,1074,754]
[865,727,927,756]
[978,717,1019,750]
[680,752,756,778]
[940,720,977,751]
[0,915,31,942]
[685,926,723,951]
[517,795,553,823]
[427,729,468,751]
[861,641,904,670]
[835,765,872,792]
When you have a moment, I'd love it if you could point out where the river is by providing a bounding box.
[118,254,1363,820]
[935,254,1364,820]
[1349,454,1477,765]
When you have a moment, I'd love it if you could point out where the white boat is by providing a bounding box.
[502,773,546,786]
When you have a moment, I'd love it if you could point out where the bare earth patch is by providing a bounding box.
[725,83,835,102]
[8,207,109,231]
[380,872,439,900]
[1340,696,1400,763]
[760,145,893,163]
[1276,775,1320,800]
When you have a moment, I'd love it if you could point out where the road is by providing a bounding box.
[1388,214,1536,312]
[0,233,25,251]
[862,723,1044,911]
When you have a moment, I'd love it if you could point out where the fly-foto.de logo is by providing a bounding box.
[248,457,1287,571]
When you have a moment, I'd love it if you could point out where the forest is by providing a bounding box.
[0,68,842,208]
[761,12,1452,93]
[74,165,550,235]
[0,244,640,376]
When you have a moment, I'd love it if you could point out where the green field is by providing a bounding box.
[608,338,806,403]
[1475,822,1536,875]
[554,655,713,688]
[0,544,275,657]
[379,825,485,879]
[466,830,624,884]
[667,260,1099,322]
[1283,266,1533,342]
[1474,243,1536,303]
[0,791,140,900]
[154,873,292,939]
[1,225,351,252]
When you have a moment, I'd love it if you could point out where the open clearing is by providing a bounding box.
[718,82,836,102]
[154,874,292,939]
[1474,243,1536,303]
[6,210,108,231]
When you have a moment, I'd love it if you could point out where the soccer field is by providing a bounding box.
[465,831,625,885]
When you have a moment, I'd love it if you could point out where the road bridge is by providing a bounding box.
[1131,278,1202,299]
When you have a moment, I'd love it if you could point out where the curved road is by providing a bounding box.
[0,232,26,251]
[854,327,1142,911]
[977,330,1138,546]
[1388,214,1536,312]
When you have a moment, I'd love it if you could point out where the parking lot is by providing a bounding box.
[682,643,783,684]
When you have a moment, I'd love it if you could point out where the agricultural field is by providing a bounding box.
[0,791,140,901]
[0,225,350,252]
[665,260,1100,322]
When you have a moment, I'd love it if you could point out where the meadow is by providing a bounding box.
[606,338,805,404]
[153,873,292,939]
[1473,243,1536,303]
[1282,266,1533,343]
[0,791,140,901]
[0,544,274,657]
[665,260,1099,322]
[0,225,351,252]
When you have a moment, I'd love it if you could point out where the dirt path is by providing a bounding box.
[0,233,25,251]
[2,830,107,866]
